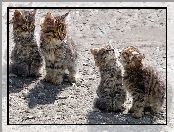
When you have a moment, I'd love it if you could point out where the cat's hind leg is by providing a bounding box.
[150,102,163,114]
[10,62,29,76]
[130,92,145,118]
[93,98,108,110]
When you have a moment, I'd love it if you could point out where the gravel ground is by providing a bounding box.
[2,2,174,132]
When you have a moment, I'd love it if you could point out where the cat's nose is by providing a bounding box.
[25,31,30,35]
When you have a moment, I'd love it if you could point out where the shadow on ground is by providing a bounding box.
[27,81,68,108]
[9,76,38,93]
[86,109,162,124]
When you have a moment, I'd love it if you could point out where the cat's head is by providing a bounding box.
[91,45,116,67]
[10,9,37,39]
[40,12,69,41]
[119,46,145,69]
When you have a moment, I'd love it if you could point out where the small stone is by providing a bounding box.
[26,115,35,119]
[88,78,93,80]
[38,92,45,98]
[163,67,166,69]
[93,108,99,112]
[23,83,27,87]
[106,117,110,120]
[9,79,12,83]
[9,73,17,77]
[57,96,68,99]
[37,83,44,88]
[22,91,28,98]
[83,63,88,66]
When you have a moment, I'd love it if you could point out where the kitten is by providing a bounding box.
[91,45,127,112]
[119,46,166,118]
[10,9,43,77]
[40,12,77,85]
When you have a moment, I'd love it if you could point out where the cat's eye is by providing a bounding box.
[22,26,27,30]
[30,25,35,30]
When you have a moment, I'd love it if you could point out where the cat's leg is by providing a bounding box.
[150,100,163,114]
[10,62,29,76]
[130,92,145,118]
[30,58,43,77]
[113,89,127,112]
[44,67,54,82]
[44,59,54,82]
[67,62,77,83]
[52,68,64,85]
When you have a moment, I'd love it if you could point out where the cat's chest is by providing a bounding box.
[44,40,65,61]
[49,38,61,46]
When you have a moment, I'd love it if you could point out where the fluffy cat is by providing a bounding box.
[119,46,166,118]
[91,45,127,112]
[10,9,43,77]
[40,12,77,85]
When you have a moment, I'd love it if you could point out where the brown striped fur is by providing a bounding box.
[40,12,77,85]
[91,45,127,112]
[119,46,165,118]
[10,9,43,77]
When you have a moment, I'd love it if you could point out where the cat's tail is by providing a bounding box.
[9,63,28,76]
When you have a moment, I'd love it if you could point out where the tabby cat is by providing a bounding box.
[119,46,165,118]
[91,45,127,112]
[40,12,77,85]
[10,9,43,77]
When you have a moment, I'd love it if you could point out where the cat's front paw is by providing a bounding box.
[68,76,76,83]
[128,106,135,113]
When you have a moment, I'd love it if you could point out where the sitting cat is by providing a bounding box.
[10,9,43,77]
[40,12,77,85]
[91,45,127,112]
[119,46,166,118]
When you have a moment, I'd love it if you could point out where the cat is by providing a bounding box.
[9,9,43,77]
[40,12,77,85]
[119,46,166,118]
[91,45,127,112]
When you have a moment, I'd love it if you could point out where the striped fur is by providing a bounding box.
[91,45,127,112]
[119,46,165,118]
[40,12,77,85]
[10,9,43,77]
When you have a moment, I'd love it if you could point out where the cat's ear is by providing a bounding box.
[13,10,22,22]
[31,9,37,16]
[60,12,69,22]
[14,10,21,18]
[91,48,98,55]
[61,12,69,19]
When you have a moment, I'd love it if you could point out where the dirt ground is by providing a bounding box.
[7,8,167,125]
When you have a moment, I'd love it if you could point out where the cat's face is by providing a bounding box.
[40,12,68,41]
[91,45,116,67]
[119,46,145,68]
[11,9,37,39]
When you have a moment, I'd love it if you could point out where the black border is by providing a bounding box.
[7,6,167,125]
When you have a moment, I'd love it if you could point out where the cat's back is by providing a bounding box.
[143,66,166,95]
